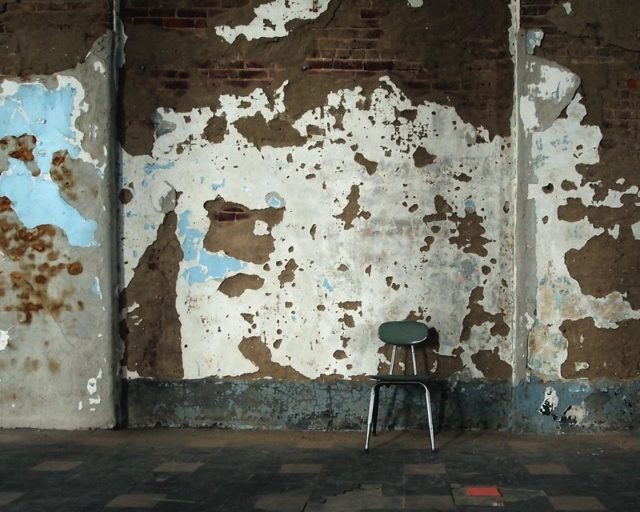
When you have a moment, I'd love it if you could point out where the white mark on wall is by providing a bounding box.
[524,29,544,55]
[215,0,330,44]
[562,2,572,15]
[84,368,103,412]
[520,58,580,134]
[574,361,589,372]
[123,76,513,380]
[407,0,424,7]
[540,386,559,415]
[0,329,9,351]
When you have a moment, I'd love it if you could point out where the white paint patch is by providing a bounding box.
[93,61,106,74]
[574,361,589,372]
[84,368,103,412]
[562,2,572,14]
[564,403,587,425]
[0,329,9,351]
[253,220,270,236]
[524,312,535,330]
[215,0,330,43]
[539,386,559,416]
[632,221,640,240]
[524,29,544,55]
[407,0,424,7]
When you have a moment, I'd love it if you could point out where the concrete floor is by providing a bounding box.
[0,428,638,511]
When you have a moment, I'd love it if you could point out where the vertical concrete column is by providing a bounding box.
[0,33,118,429]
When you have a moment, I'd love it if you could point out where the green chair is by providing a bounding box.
[365,321,436,452]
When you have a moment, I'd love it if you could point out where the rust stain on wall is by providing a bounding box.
[561,317,640,379]
[218,273,265,297]
[122,210,184,380]
[334,185,370,230]
[237,336,305,380]
[0,198,84,325]
[203,196,284,265]
[49,151,101,215]
[0,134,39,176]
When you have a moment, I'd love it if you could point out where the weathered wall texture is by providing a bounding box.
[515,0,640,430]
[1,0,637,432]
[121,0,639,432]
[119,0,515,409]
[0,2,117,428]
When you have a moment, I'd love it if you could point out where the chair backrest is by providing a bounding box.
[378,321,428,346]
[378,321,429,376]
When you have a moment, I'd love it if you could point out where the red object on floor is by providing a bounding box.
[466,486,502,497]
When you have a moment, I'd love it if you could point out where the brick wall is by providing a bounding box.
[120,0,512,154]
[0,0,112,75]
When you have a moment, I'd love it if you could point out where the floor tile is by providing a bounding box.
[106,494,165,509]
[526,464,572,475]
[403,494,455,510]
[548,496,606,511]
[254,491,311,511]
[404,463,446,475]
[154,461,203,473]
[31,460,83,471]
[279,463,324,474]
[0,492,24,506]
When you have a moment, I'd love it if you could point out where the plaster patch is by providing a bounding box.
[539,386,559,416]
[215,0,330,44]
[0,329,9,351]
[562,2,572,14]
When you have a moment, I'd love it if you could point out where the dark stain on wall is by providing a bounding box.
[234,113,306,149]
[218,273,264,297]
[0,0,112,75]
[471,347,512,381]
[122,210,184,380]
[0,198,84,325]
[202,115,228,144]
[564,231,639,310]
[460,286,510,379]
[237,336,306,380]
[203,196,284,265]
[334,184,370,230]
[121,0,512,155]
[423,195,491,257]
[561,317,640,379]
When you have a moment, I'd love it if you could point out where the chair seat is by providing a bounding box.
[369,374,431,383]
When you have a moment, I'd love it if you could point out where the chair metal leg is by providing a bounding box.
[421,383,436,452]
[371,385,380,436]
[365,385,377,452]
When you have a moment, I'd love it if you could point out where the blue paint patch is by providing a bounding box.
[266,192,285,208]
[464,198,476,212]
[199,251,245,280]
[0,162,97,246]
[322,276,334,293]
[143,161,175,175]
[211,179,225,191]
[0,82,98,247]
[177,209,246,284]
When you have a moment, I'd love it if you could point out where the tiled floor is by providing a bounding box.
[0,429,638,511]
